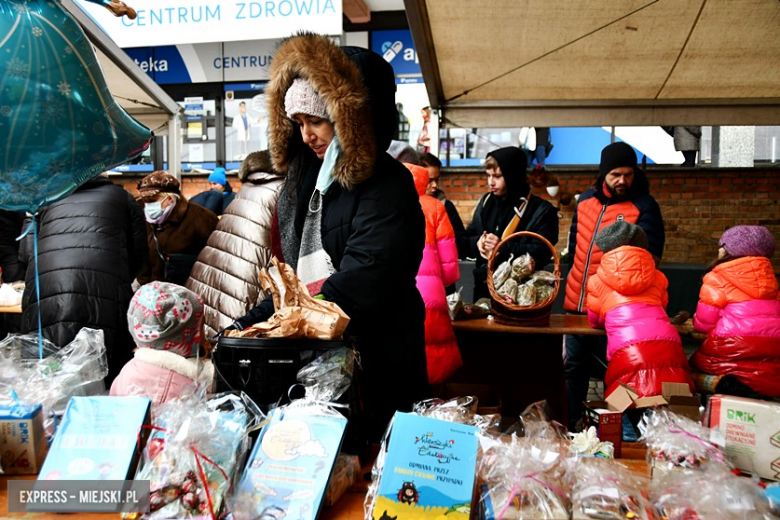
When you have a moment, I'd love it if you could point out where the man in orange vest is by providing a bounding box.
[563,142,665,430]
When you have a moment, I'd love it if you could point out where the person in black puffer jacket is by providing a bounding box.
[19,175,148,384]
[231,33,429,440]
[0,209,26,339]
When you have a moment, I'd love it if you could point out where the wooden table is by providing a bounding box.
[451,314,702,427]
[451,314,602,428]
[1,445,649,519]
[0,472,371,519]
[0,305,21,314]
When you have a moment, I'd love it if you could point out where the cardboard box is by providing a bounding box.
[584,382,700,459]
[707,394,780,481]
[38,396,151,480]
[583,401,623,458]
[0,403,47,474]
[662,382,701,422]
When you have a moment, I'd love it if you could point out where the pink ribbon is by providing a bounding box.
[666,423,724,463]
[495,472,568,520]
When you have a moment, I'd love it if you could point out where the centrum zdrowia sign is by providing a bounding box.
[74,0,342,48]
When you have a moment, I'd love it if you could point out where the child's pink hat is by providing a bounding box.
[127,282,204,357]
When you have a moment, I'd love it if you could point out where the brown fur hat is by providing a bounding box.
[238,150,276,182]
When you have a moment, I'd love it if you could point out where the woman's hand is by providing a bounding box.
[477,232,499,260]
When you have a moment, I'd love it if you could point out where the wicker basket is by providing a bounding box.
[486,231,561,326]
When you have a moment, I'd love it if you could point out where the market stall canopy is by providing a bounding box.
[405,0,780,128]
[61,0,181,132]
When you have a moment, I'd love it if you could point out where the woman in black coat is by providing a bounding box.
[233,33,429,439]
[20,176,148,383]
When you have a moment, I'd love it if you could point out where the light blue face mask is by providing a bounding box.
[144,201,164,220]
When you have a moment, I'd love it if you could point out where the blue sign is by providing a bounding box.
[125,46,193,84]
[371,29,422,84]
[124,41,274,84]
[224,82,267,92]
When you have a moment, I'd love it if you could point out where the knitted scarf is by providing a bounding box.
[278,138,340,296]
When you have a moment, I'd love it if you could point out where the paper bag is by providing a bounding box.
[231,258,349,340]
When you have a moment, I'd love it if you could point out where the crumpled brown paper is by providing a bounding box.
[226,258,349,340]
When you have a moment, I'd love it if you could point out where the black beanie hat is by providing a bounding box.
[595,221,649,253]
[599,142,637,176]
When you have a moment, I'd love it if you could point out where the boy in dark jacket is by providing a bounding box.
[464,146,559,301]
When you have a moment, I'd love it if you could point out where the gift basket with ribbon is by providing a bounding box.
[486,231,561,326]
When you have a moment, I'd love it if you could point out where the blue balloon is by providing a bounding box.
[0,0,153,213]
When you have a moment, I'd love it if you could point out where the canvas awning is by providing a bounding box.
[60,0,183,174]
[405,0,780,128]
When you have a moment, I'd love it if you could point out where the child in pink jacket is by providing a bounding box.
[110,282,214,406]
[405,163,462,385]
[690,225,780,399]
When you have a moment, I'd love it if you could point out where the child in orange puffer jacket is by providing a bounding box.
[690,225,780,399]
[586,221,693,399]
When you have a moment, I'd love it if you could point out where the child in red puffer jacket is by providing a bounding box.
[587,221,693,399]
[690,225,780,399]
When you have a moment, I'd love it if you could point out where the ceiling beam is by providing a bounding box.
[404,0,443,109]
[442,99,780,129]
[343,0,371,24]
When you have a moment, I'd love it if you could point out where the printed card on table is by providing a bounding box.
[235,405,348,520]
[372,412,479,520]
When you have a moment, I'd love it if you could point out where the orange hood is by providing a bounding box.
[596,246,657,296]
[404,162,429,196]
[709,256,779,301]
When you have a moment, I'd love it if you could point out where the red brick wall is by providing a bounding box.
[117,168,780,271]
[118,174,242,201]
[438,168,780,272]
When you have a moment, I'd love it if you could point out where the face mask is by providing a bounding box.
[144,201,164,220]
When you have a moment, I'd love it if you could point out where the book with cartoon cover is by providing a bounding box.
[234,405,348,519]
[371,412,479,520]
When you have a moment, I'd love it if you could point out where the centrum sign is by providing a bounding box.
[74,0,342,48]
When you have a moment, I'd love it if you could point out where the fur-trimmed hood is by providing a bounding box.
[238,150,282,183]
[266,32,397,191]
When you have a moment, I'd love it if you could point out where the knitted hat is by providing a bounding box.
[599,142,637,176]
[595,220,649,253]
[284,78,328,120]
[208,167,227,186]
[137,171,180,199]
[127,282,204,358]
[719,225,776,258]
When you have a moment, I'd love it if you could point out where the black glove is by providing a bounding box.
[231,295,275,332]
